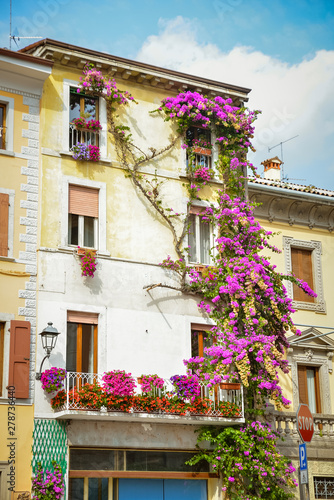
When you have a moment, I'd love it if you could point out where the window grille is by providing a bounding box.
[314,477,334,499]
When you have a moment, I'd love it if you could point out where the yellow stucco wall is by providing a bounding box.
[38,64,219,261]
[256,218,334,411]
[0,88,35,496]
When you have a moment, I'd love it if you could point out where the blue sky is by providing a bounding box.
[1,0,334,188]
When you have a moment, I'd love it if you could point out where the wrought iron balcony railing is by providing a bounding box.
[69,123,99,150]
[53,372,244,423]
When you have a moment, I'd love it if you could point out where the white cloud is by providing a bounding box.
[137,17,334,189]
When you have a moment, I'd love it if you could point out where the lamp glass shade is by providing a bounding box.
[39,322,60,354]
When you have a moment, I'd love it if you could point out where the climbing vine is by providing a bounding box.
[74,64,315,498]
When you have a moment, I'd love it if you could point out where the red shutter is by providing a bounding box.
[69,185,99,218]
[8,320,31,398]
[0,192,9,256]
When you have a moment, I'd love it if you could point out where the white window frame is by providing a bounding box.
[283,236,325,313]
[61,176,107,253]
[0,313,14,399]
[287,330,333,414]
[0,187,14,259]
[187,202,215,266]
[68,212,99,250]
[62,80,107,158]
[0,95,14,153]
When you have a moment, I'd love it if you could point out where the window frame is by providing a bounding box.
[0,103,6,149]
[69,88,100,150]
[62,80,107,158]
[0,188,14,259]
[61,176,107,253]
[0,95,14,153]
[66,312,98,374]
[68,184,99,249]
[188,206,215,266]
[297,364,321,413]
[283,236,325,313]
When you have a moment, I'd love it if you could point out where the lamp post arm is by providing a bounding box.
[35,354,50,380]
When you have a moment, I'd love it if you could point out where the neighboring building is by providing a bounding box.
[0,49,52,498]
[249,158,334,500]
[20,39,251,500]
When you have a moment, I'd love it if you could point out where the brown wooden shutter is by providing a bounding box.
[67,311,98,324]
[8,320,31,398]
[298,365,308,405]
[69,185,99,218]
[291,248,314,302]
[0,192,9,256]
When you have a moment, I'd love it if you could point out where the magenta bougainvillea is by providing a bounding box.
[75,65,302,497]
[32,462,64,500]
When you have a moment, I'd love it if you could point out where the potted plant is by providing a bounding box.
[73,117,102,132]
[41,367,66,393]
[77,247,97,277]
[137,374,165,396]
[170,373,201,400]
[102,369,136,396]
[72,142,101,162]
[192,138,212,156]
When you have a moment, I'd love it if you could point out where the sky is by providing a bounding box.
[1,0,334,189]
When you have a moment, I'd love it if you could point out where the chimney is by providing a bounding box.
[261,156,283,181]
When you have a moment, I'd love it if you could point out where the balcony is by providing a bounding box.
[53,372,244,425]
[69,123,99,150]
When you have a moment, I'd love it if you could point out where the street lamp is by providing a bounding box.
[35,322,60,380]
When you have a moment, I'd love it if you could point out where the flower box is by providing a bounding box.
[77,247,96,256]
[219,382,241,390]
[193,147,212,156]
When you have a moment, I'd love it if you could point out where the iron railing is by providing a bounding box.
[59,372,244,420]
[69,123,99,150]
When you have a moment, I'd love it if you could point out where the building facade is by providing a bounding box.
[249,160,334,500]
[21,39,251,500]
[0,49,52,499]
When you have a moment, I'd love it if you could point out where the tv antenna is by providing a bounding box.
[268,135,299,181]
[9,0,43,50]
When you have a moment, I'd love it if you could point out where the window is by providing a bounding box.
[191,324,213,358]
[0,323,4,396]
[188,207,211,265]
[69,448,210,500]
[0,96,13,152]
[314,477,334,499]
[0,193,9,257]
[66,312,98,374]
[69,88,99,150]
[291,247,314,303]
[68,185,99,249]
[298,365,321,413]
[0,103,6,149]
[186,126,212,170]
[283,237,325,313]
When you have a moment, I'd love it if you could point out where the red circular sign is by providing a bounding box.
[297,404,314,442]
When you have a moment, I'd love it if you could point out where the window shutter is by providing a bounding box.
[8,320,31,398]
[67,311,98,324]
[298,365,308,405]
[0,192,9,256]
[69,185,99,218]
[291,248,314,302]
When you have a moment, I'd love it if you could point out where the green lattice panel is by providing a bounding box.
[31,419,67,475]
